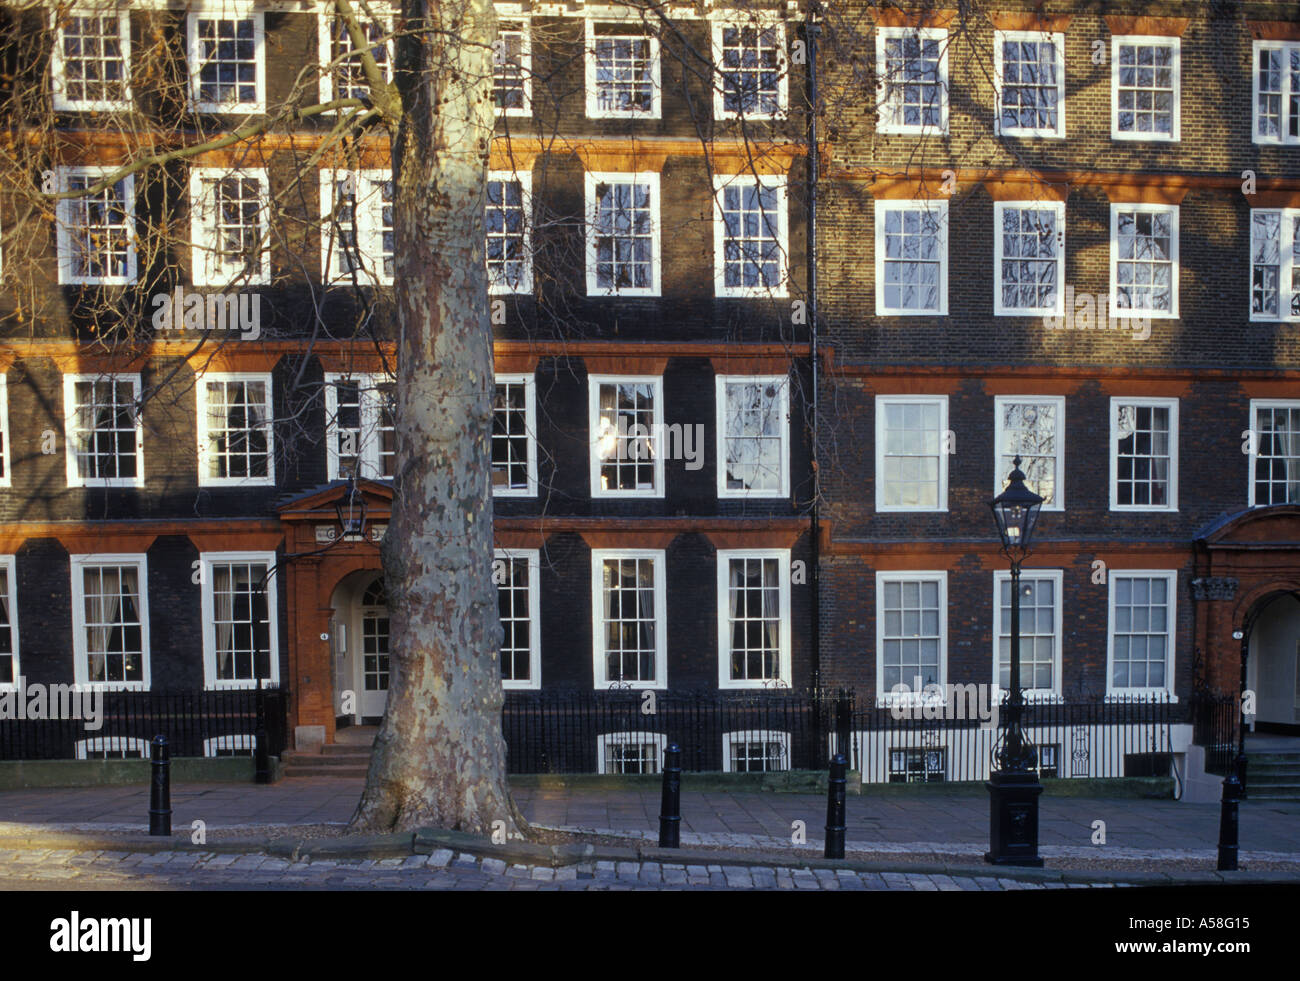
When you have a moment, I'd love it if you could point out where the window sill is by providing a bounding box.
[1110,131,1179,142]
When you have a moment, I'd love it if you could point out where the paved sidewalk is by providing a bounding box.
[0,846,1136,891]
[0,779,1297,864]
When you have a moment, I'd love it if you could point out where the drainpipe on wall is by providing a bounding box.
[804,7,822,692]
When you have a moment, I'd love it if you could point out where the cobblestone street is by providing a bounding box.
[0,846,1133,891]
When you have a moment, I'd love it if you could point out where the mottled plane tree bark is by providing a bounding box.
[345,0,524,836]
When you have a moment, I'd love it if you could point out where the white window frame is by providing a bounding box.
[1109,397,1179,512]
[875,394,949,513]
[722,729,791,773]
[1106,570,1178,700]
[874,199,948,316]
[875,571,948,707]
[992,200,1065,317]
[875,26,949,135]
[187,2,266,113]
[716,548,792,690]
[992,395,1065,511]
[190,167,270,287]
[486,169,533,295]
[588,374,665,499]
[494,14,532,117]
[715,375,790,499]
[62,373,144,489]
[1249,208,1300,322]
[320,169,394,286]
[711,17,788,120]
[591,548,667,690]
[51,7,133,112]
[203,734,254,757]
[596,731,667,774]
[0,374,11,488]
[70,553,151,691]
[0,554,19,691]
[993,30,1065,138]
[495,547,541,691]
[991,568,1064,699]
[492,373,537,497]
[584,19,661,119]
[584,171,661,298]
[324,372,395,481]
[75,736,150,760]
[1252,40,1300,145]
[1109,203,1179,319]
[196,372,275,487]
[316,4,394,108]
[54,166,136,286]
[713,173,789,298]
[199,550,280,690]
[1248,399,1300,507]
[1110,35,1180,142]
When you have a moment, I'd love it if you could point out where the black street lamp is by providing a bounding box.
[986,455,1045,867]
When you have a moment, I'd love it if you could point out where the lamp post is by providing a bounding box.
[335,473,368,538]
[985,455,1045,867]
[1217,625,1249,871]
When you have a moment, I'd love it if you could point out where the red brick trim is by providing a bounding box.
[1243,190,1300,209]
[982,178,1069,202]
[828,364,1300,381]
[832,167,1300,196]
[873,8,957,29]
[1246,20,1300,41]
[870,175,955,199]
[989,12,1072,33]
[1105,16,1190,37]
[1103,184,1190,205]
[0,519,281,555]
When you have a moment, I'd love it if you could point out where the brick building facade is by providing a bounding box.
[1,1,1297,775]
[816,2,1300,752]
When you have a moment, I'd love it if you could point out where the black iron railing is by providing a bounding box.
[502,687,848,774]
[0,686,288,762]
[843,692,1177,783]
[501,688,1180,781]
[1192,691,1238,776]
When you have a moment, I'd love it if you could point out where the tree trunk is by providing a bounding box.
[349,0,525,837]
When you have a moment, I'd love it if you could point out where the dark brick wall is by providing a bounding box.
[9,534,289,690]
[536,530,813,690]
[820,552,1197,703]
[814,1,1300,698]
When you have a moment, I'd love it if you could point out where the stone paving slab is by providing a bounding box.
[0,846,1162,892]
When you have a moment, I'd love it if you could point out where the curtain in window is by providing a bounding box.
[761,559,780,668]
[598,385,618,462]
[118,567,140,679]
[636,559,655,681]
[85,568,112,681]
[213,564,234,678]
[728,560,744,676]
[1284,411,1300,498]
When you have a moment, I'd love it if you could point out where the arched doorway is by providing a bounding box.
[328,571,390,726]
[1245,590,1300,734]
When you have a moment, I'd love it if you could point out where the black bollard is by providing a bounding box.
[1217,769,1242,871]
[658,743,682,848]
[149,734,171,837]
[825,753,847,859]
